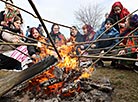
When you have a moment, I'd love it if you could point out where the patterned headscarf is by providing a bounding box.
[82,24,94,34]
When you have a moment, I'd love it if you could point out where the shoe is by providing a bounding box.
[96,60,104,67]
[133,65,138,73]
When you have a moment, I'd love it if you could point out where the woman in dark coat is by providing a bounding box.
[68,26,84,55]
[0,16,23,70]
[48,24,66,47]
[27,27,49,63]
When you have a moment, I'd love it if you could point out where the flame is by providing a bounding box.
[79,67,94,79]
[25,43,94,96]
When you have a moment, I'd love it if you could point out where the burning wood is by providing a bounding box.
[0,44,113,102]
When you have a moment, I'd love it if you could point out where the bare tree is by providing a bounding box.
[75,3,104,29]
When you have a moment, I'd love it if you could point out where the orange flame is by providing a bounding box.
[25,43,94,96]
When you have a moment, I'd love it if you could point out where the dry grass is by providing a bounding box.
[91,62,138,102]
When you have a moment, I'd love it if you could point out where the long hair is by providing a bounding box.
[82,24,95,34]
[51,23,60,33]
[29,27,40,38]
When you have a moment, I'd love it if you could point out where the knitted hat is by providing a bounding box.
[130,14,138,27]
[105,18,115,25]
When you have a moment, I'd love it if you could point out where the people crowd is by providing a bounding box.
[0,1,138,71]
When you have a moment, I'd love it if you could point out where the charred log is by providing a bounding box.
[40,78,61,87]
[80,78,113,93]
[0,55,57,97]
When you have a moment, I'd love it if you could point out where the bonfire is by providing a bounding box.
[24,43,94,97]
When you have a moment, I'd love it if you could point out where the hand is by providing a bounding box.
[91,44,96,48]
[135,48,138,52]
[100,50,104,54]
[32,54,37,58]
[1,21,7,26]
[118,50,125,55]
[118,23,126,28]
[45,37,48,41]
[80,45,84,49]
[12,38,20,43]
[119,43,124,46]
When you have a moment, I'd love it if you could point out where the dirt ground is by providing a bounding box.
[91,61,138,102]
[0,62,138,102]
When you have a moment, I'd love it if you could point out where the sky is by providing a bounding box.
[0,0,138,38]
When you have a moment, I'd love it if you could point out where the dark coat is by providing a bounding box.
[93,27,119,48]
[26,35,41,56]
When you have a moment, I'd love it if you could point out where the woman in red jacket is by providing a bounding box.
[109,1,130,33]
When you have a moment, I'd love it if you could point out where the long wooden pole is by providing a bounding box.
[75,35,138,45]
[77,55,138,61]
[0,42,38,46]
[28,0,61,59]
[87,45,138,52]
[0,29,52,46]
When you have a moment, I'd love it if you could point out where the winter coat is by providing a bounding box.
[0,25,22,53]
[68,31,84,55]
[123,31,138,54]
[69,32,84,42]
[27,39,40,57]
[93,27,119,48]
[49,32,66,47]
[109,1,130,32]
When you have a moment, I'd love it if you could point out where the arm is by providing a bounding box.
[112,27,120,45]
[27,45,37,56]
[93,28,105,41]
[1,31,21,43]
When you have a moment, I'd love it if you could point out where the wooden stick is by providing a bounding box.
[0,42,38,46]
[28,0,62,59]
[0,0,71,29]
[0,55,57,97]
[80,9,138,55]
[75,35,138,45]
[0,39,31,58]
[87,45,138,52]
[111,45,138,52]
[0,29,52,47]
[77,55,138,61]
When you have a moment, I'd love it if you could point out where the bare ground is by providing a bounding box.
[91,61,138,102]
[0,62,138,102]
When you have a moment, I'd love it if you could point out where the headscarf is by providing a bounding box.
[82,24,94,34]
[82,24,95,41]
[109,1,130,21]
